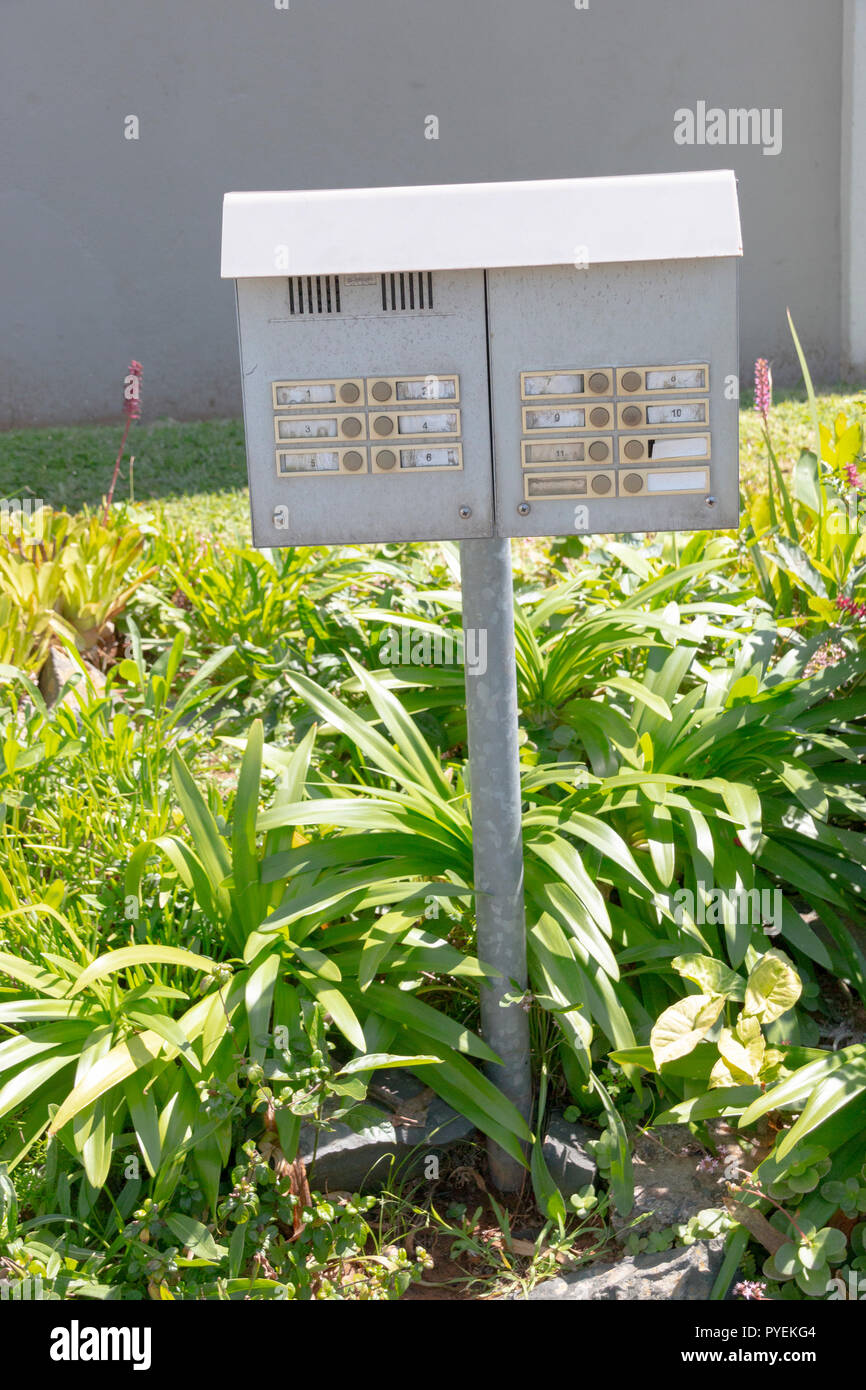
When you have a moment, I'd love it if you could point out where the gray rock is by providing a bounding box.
[612,1124,724,1234]
[299,1067,475,1191]
[38,647,105,712]
[517,1239,726,1301]
[542,1111,598,1197]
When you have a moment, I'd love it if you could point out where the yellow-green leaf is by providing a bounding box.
[672,954,745,1000]
[49,1030,165,1133]
[650,994,725,1069]
[744,951,802,1024]
[69,946,218,997]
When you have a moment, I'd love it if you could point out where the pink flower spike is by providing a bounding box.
[844,461,863,491]
[836,595,866,622]
[754,359,772,421]
[103,358,142,522]
[123,360,143,420]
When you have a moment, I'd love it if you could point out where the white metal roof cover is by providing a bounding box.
[221,171,742,279]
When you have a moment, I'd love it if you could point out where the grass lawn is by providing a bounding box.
[0,418,251,536]
[0,386,863,533]
[738,385,865,486]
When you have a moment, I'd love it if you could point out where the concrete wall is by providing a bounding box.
[843,0,866,374]
[0,0,848,426]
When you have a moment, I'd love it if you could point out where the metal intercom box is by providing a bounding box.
[487,259,740,537]
[221,173,742,544]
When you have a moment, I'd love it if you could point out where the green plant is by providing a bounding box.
[645,948,799,1092]
[0,507,154,657]
[0,714,531,1204]
[623,1213,734,1256]
[741,317,866,635]
[0,632,238,963]
[765,1145,831,1203]
[0,591,55,671]
[567,1185,599,1216]
[166,539,387,696]
[350,542,750,756]
[821,1164,866,1219]
[3,376,866,1300]
[268,606,866,1211]
[763,1224,848,1297]
[0,1149,418,1301]
[638,1026,866,1301]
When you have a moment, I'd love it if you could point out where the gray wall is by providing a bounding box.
[0,0,846,427]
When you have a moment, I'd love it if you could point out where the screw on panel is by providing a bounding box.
[705,495,717,507]
[458,506,472,519]
[517,503,530,516]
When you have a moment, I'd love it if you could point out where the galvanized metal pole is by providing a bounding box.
[459,536,532,1192]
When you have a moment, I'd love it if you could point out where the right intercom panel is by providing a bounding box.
[486,258,740,539]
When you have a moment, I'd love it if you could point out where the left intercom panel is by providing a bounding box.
[235,270,494,546]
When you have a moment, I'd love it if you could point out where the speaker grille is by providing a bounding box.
[380,272,434,311]
[288,276,342,314]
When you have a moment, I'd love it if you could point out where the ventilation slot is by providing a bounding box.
[288,276,342,314]
[380,272,434,311]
